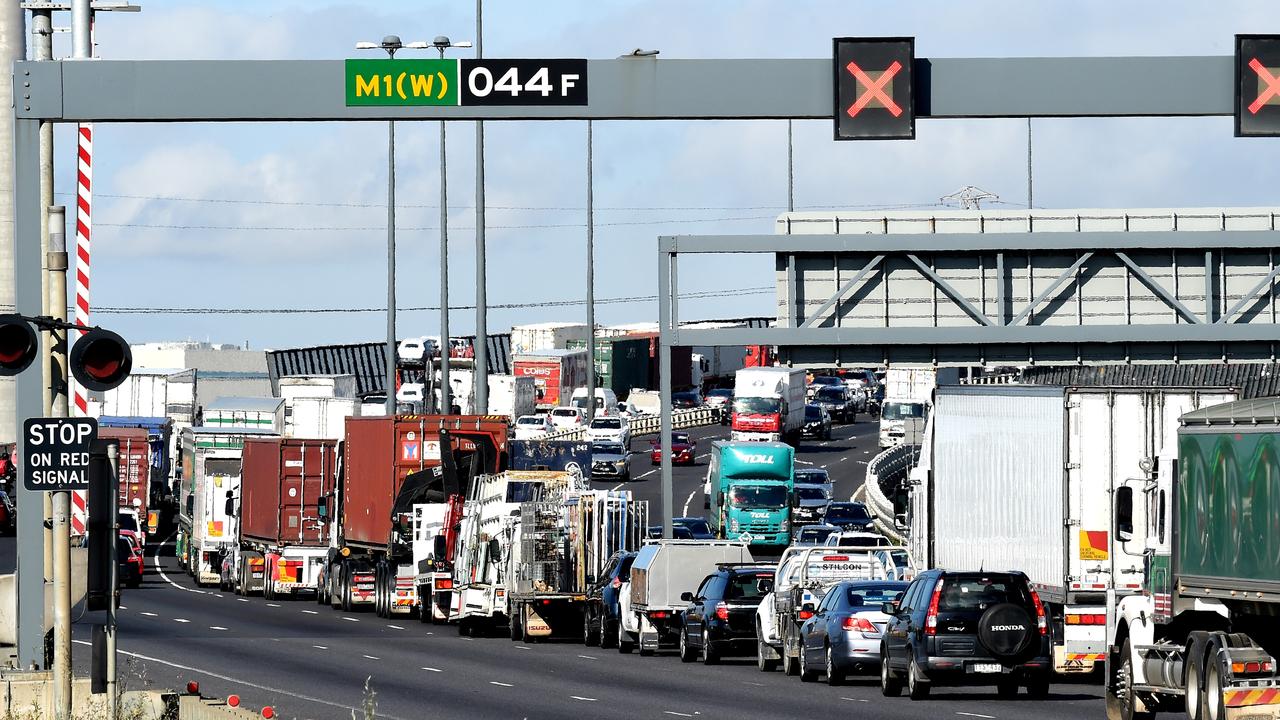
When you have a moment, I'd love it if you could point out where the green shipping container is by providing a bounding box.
[1177,401,1280,586]
[565,337,651,400]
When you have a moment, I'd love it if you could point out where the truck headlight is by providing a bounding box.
[780,519,790,531]
[729,519,740,531]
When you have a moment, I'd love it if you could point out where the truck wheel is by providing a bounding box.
[340,563,354,613]
[1205,656,1227,720]
[757,632,778,672]
[417,587,430,624]
[600,619,617,649]
[783,648,798,676]
[510,605,524,642]
[264,572,274,602]
[584,610,600,647]
[1185,634,1210,720]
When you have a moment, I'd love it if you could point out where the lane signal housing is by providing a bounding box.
[0,315,38,376]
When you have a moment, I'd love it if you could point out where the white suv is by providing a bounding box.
[549,406,587,429]
[587,416,631,446]
[513,414,553,440]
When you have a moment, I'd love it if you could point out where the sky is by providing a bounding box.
[34,0,1280,350]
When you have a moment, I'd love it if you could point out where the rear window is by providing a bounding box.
[805,406,822,419]
[797,526,836,543]
[117,514,139,533]
[726,571,775,600]
[938,576,1030,612]
[795,486,828,500]
[817,387,846,401]
[551,408,577,417]
[592,418,622,429]
[517,416,543,426]
[205,458,239,476]
[616,555,636,579]
[845,582,908,607]
[824,504,871,523]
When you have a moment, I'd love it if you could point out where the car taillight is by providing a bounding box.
[843,616,877,632]
[611,578,622,589]
[1030,589,1048,636]
[798,609,814,620]
[924,578,944,636]
[715,602,729,622]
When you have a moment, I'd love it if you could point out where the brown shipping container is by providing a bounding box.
[98,427,149,516]
[240,438,338,547]
[340,415,510,549]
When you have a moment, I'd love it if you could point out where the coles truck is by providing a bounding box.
[1107,398,1280,720]
[224,438,337,599]
[513,350,589,411]
[910,385,1236,674]
[320,415,508,618]
[731,367,805,444]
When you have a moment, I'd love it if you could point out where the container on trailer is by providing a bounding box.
[98,426,149,517]
[286,396,360,440]
[512,350,589,409]
[203,397,286,435]
[240,438,338,547]
[511,323,590,355]
[277,374,359,401]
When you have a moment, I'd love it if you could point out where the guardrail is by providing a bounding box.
[537,407,719,442]
[862,443,920,545]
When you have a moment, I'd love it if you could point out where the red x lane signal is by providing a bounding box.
[833,37,915,140]
[846,60,903,118]
[1236,35,1280,137]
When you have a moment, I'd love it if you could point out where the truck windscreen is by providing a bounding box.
[729,485,787,508]
[881,402,926,420]
[734,397,780,414]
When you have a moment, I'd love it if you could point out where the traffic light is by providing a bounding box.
[0,314,38,375]
[69,328,132,392]
[0,314,132,391]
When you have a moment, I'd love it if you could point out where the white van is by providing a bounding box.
[570,387,618,418]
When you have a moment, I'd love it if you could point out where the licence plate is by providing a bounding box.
[970,663,1002,674]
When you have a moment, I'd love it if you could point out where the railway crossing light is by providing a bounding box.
[0,314,132,391]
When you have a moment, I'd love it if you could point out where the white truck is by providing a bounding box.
[910,384,1237,674]
[618,540,753,655]
[878,366,935,448]
[510,322,590,355]
[730,367,806,444]
[755,546,890,674]
[487,374,537,421]
[449,470,575,635]
[93,367,198,489]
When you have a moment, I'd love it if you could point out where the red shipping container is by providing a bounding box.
[340,415,510,550]
[241,438,338,547]
[98,427,149,518]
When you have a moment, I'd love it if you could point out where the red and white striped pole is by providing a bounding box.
[70,122,91,536]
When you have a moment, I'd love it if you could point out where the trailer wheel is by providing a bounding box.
[510,604,525,642]
[417,587,431,623]
[1205,652,1227,720]
[340,562,354,613]
[1185,633,1211,720]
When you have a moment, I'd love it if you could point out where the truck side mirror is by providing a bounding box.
[790,493,800,508]
[881,601,898,615]
[224,491,235,516]
[433,535,447,560]
[717,491,725,507]
[317,496,328,519]
[1116,485,1134,542]
[801,602,815,613]
[488,538,501,563]
[757,578,774,594]
[680,591,694,602]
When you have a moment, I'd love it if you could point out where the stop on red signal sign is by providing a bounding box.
[833,37,915,140]
[1236,35,1280,137]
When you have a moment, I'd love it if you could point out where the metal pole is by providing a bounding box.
[71,0,90,59]
[787,119,794,213]
[473,0,489,414]
[585,120,596,420]
[106,440,118,720]
[48,204,71,720]
[31,6,55,589]
[385,118,397,416]
[1026,118,1033,209]
[438,45,451,415]
[658,250,673,539]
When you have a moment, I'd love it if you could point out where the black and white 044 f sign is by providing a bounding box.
[22,417,97,491]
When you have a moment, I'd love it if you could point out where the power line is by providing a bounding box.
[3,286,775,316]
[93,215,779,232]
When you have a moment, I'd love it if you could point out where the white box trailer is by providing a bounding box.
[203,396,286,434]
[510,322,590,355]
[285,396,360,440]
[277,374,358,401]
[487,374,536,421]
[911,384,1238,672]
[94,368,197,485]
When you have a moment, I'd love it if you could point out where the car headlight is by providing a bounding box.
[615,460,627,469]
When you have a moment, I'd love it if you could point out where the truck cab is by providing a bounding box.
[707,441,795,548]
[878,400,928,448]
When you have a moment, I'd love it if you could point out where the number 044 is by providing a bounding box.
[468,67,579,97]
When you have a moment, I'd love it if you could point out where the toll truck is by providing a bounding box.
[705,441,795,548]
[1107,398,1280,720]
[911,385,1237,675]
[224,438,337,599]
[321,415,508,617]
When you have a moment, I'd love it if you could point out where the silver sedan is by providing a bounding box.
[797,580,909,685]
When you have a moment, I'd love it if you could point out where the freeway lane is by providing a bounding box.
[75,540,1103,720]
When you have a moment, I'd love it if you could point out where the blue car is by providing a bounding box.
[583,551,637,649]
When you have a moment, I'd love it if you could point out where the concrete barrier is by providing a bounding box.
[862,443,920,545]
[0,547,89,645]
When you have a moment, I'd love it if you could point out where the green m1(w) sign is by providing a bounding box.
[345,58,460,106]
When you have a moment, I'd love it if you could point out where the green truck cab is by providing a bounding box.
[706,441,795,547]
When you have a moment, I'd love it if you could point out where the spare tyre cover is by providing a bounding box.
[976,603,1035,661]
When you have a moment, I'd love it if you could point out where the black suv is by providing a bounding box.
[583,551,637,649]
[678,564,775,664]
[879,570,1051,700]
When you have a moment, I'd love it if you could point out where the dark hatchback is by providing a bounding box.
[880,570,1052,700]
[823,502,874,532]
[584,551,638,649]
[679,564,776,664]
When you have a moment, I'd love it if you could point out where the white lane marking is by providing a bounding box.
[119,605,127,610]
[514,645,531,650]
[795,459,814,466]
[388,624,405,630]
[72,641,412,720]
[863,450,871,454]
[578,655,597,660]
[489,681,513,687]
[836,457,847,463]
[302,610,318,615]
[342,617,359,622]
[611,483,625,491]
[663,713,694,718]
[634,469,658,480]
[422,667,442,672]
[841,697,870,703]
[956,714,995,719]
[266,603,280,608]
[151,535,208,596]
[140,612,157,617]
[696,453,709,459]
[209,626,228,631]
[571,696,598,702]
[681,488,699,517]
[236,598,248,603]
[174,618,190,624]
[742,681,764,687]
[363,654,380,660]
[313,645,328,650]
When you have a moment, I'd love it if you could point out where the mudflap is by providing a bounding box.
[639,614,660,652]
[1054,646,1104,674]
[525,607,552,639]
[759,642,781,661]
